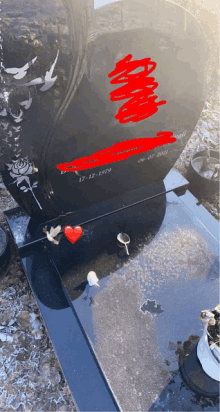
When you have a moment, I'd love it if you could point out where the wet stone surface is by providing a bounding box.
[47,190,219,411]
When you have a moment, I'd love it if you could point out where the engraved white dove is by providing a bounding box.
[0,109,7,117]
[12,126,21,132]
[4,56,38,80]
[1,122,9,130]
[19,92,32,110]
[9,109,24,123]
[22,50,59,92]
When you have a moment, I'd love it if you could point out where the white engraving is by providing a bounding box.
[0,108,7,116]
[4,56,38,79]
[22,50,59,92]
[1,91,10,102]
[9,109,23,123]
[78,168,112,182]
[6,158,42,210]
[12,126,21,132]
[1,122,9,130]
[138,149,169,164]
[19,92,32,110]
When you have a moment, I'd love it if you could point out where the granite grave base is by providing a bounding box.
[4,169,220,411]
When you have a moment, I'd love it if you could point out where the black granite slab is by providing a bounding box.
[178,190,219,243]
[20,241,120,412]
[4,187,219,411]
[45,190,219,411]
[4,168,188,250]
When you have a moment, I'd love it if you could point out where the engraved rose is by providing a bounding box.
[8,158,33,177]
[6,157,42,209]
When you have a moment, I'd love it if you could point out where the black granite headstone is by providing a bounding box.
[1,0,210,222]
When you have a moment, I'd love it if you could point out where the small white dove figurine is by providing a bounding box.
[87,271,100,288]
[43,225,61,245]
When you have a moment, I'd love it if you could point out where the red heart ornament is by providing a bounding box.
[63,225,83,244]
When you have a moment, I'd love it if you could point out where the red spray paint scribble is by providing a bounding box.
[56,132,176,172]
[57,54,174,172]
[108,54,167,124]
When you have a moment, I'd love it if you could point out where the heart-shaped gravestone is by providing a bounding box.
[38,0,210,217]
[63,225,83,244]
[1,0,210,220]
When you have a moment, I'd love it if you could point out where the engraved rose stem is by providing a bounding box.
[26,178,42,210]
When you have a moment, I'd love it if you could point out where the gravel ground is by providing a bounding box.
[172,0,219,221]
[0,173,77,411]
[0,0,219,411]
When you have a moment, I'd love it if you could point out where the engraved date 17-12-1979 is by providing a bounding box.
[78,168,112,182]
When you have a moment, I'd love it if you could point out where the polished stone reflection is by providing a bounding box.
[47,193,167,301]
[46,191,219,411]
